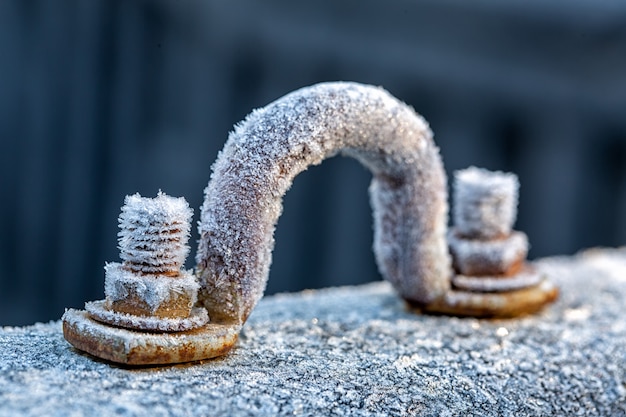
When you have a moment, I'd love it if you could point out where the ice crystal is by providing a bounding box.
[118,191,193,274]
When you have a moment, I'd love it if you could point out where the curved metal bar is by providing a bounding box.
[196,82,452,323]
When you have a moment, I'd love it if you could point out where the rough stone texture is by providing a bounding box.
[2,248,626,416]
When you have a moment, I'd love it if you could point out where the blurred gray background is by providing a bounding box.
[1,0,625,326]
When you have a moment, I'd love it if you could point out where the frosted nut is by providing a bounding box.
[103,263,199,319]
[62,190,220,365]
[453,167,519,240]
[448,230,528,276]
[118,191,193,275]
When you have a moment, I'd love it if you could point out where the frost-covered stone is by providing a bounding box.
[3,249,626,416]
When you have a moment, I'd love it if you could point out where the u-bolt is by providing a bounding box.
[63,82,557,365]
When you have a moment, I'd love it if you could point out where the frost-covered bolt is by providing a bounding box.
[118,192,192,277]
[448,167,539,293]
[85,192,209,332]
[449,167,528,278]
[62,190,239,365]
[453,166,519,240]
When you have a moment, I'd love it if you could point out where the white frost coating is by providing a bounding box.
[453,167,519,239]
[104,263,199,311]
[196,82,452,323]
[118,191,193,273]
[86,301,209,332]
[448,231,528,276]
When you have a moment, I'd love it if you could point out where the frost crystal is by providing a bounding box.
[118,191,193,274]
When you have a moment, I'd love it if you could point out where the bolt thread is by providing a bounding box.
[117,191,193,275]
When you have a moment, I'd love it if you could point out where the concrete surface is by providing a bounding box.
[1,248,626,416]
